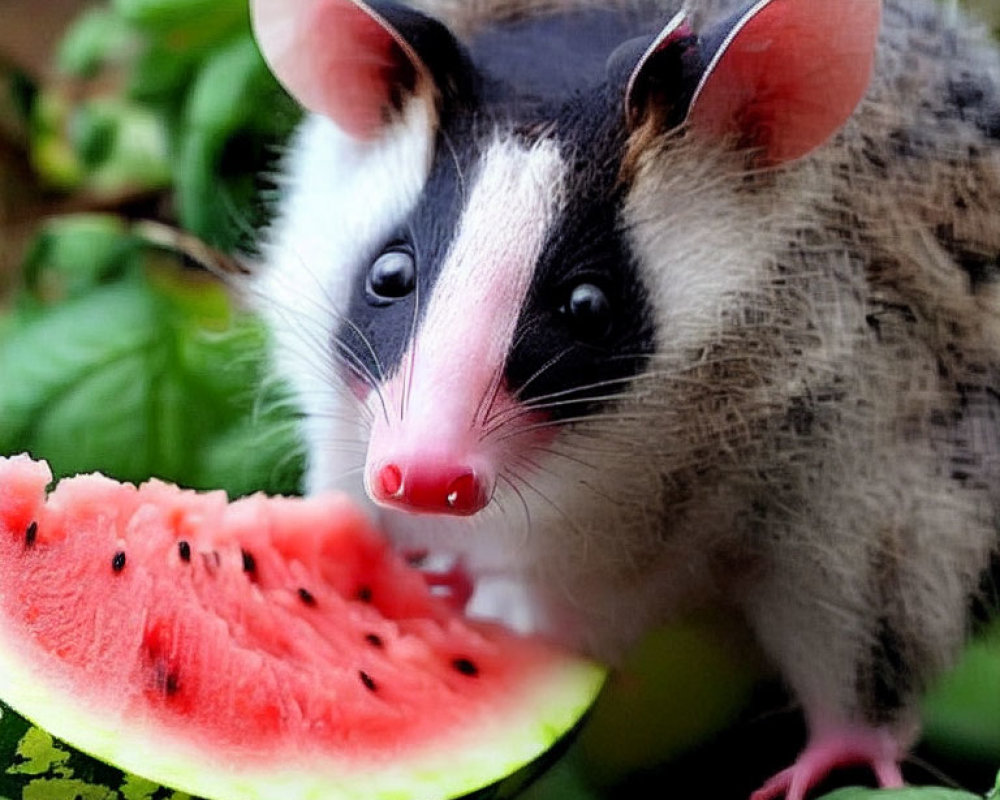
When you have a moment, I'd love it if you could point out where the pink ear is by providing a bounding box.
[687,0,881,165]
[251,0,420,140]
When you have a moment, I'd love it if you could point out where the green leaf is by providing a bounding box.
[55,7,138,79]
[20,215,140,306]
[0,279,162,457]
[197,409,305,497]
[1,237,304,494]
[112,0,248,37]
[817,788,981,800]
[175,34,300,249]
[923,622,1000,762]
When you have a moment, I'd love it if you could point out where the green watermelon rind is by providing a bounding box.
[0,462,606,800]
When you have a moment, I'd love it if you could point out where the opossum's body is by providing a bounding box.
[252,0,1000,796]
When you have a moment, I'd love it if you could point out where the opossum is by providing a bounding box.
[249,0,1000,797]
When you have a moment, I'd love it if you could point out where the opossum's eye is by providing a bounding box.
[366,247,416,305]
[560,282,612,343]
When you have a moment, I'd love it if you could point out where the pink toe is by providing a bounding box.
[750,768,793,800]
[750,725,905,800]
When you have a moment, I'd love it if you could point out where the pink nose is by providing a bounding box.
[371,462,491,516]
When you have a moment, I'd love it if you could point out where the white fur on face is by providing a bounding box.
[254,99,436,497]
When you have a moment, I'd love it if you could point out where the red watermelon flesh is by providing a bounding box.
[0,455,604,800]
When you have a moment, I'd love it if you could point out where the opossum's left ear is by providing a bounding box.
[251,0,470,140]
[625,0,882,166]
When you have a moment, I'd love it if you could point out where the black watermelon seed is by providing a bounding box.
[356,586,373,603]
[24,521,37,548]
[241,548,257,575]
[177,541,191,562]
[452,657,479,677]
[359,671,378,692]
[112,551,126,573]
[365,633,384,648]
[297,588,316,606]
[164,672,180,696]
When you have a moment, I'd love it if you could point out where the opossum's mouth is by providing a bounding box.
[404,549,475,611]
[399,546,543,635]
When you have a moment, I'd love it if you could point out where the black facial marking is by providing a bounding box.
[504,87,656,414]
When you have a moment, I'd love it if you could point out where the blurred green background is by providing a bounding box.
[0,1,999,799]
[0,0,306,497]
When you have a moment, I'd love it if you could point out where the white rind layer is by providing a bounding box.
[0,632,604,800]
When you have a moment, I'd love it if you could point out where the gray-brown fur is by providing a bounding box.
[611,0,1000,736]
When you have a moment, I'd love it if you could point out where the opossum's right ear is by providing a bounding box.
[251,0,471,140]
[623,0,881,166]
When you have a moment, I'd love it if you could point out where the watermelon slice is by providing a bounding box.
[0,454,604,800]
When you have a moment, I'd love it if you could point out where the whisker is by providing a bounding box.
[503,470,587,544]
[475,365,507,431]
[440,129,468,203]
[318,463,368,488]
[507,346,573,405]
[497,472,534,545]
[493,410,666,443]
[527,443,602,472]
[481,388,635,440]
[231,238,395,427]
[331,336,385,415]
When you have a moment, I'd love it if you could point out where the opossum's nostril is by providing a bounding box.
[378,464,404,498]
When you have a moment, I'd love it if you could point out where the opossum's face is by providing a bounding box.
[336,101,658,514]
[253,0,880,516]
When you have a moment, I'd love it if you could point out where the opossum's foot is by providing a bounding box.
[404,549,475,611]
[750,726,903,800]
